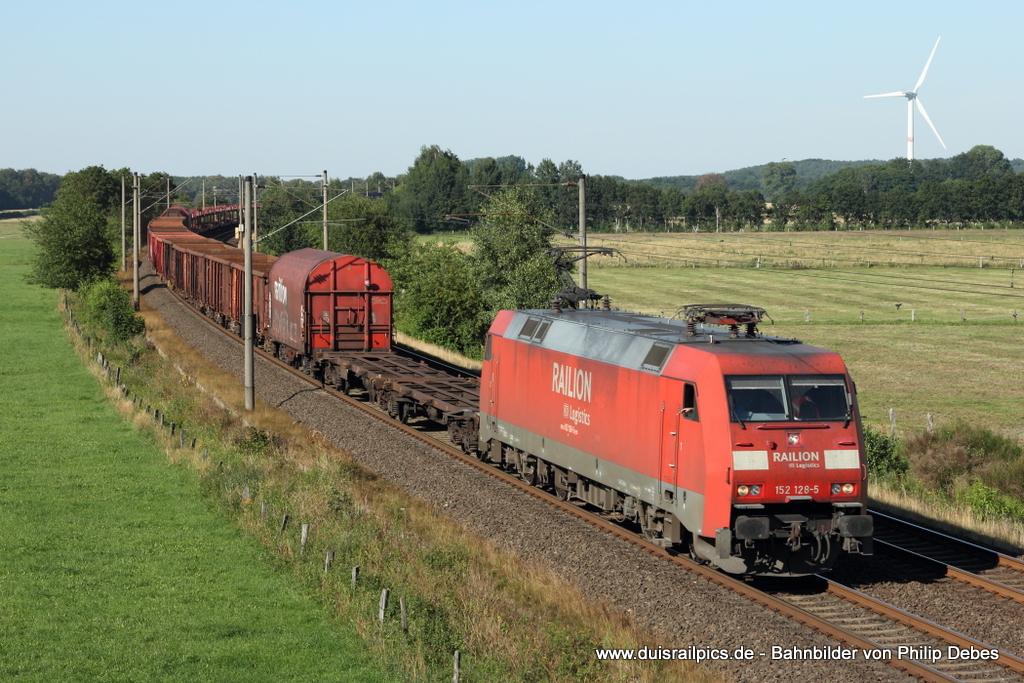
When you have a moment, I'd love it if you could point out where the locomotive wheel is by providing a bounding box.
[518,456,538,486]
[639,504,657,541]
[552,469,572,501]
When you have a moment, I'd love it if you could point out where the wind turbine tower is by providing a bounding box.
[865,37,947,161]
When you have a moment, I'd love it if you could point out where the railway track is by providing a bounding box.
[766,577,1024,682]
[152,275,1024,683]
[868,510,1024,604]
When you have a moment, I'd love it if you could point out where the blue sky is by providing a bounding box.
[3,1,1021,180]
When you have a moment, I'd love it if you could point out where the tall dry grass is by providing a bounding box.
[870,482,1024,556]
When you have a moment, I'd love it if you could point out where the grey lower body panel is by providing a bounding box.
[480,412,705,533]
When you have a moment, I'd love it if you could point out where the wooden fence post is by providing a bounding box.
[300,524,309,554]
[889,408,897,438]
[453,651,461,683]
[378,589,389,623]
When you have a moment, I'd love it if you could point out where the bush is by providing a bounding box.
[391,243,490,358]
[863,425,908,479]
[80,277,144,343]
[955,480,1024,521]
[904,421,1024,498]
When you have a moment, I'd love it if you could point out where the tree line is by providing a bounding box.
[767,146,1024,229]
[360,144,1024,234]
[0,168,61,211]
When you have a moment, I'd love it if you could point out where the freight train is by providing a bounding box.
[148,206,873,576]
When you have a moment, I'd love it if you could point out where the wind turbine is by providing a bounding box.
[865,37,946,161]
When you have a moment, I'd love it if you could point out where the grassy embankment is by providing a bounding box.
[581,229,1024,551]
[4,231,715,682]
[0,238,393,682]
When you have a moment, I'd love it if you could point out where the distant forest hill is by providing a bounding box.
[630,157,1024,193]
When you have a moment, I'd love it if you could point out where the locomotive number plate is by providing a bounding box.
[775,484,820,495]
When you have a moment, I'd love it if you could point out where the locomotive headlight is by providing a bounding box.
[832,483,856,495]
[831,483,841,494]
[737,485,750,496]
[842,483,855,495]
[750,485,761,496]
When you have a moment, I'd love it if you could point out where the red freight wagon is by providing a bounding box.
[265,248,393,363]
[148,230,208,279]
[479,305,872,576]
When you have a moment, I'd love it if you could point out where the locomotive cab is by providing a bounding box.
[691,371,873,575]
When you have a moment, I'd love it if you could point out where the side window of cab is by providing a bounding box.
[683,383,698,421]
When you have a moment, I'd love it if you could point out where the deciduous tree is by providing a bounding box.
[471,187,562,311]
[761,162,797,203]
[25,192,113,291]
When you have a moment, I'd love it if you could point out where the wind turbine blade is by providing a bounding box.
[864,92,908,99]
[913,37,941,93]
[916,98,946,149]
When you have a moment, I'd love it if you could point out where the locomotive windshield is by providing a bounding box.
[726,375,848,422]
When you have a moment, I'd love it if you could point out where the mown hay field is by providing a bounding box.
[0,213,38,237]
[581,230,1024,440]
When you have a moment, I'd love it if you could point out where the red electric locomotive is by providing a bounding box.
[478,304,872,576]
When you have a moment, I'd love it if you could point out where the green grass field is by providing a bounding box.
[0,237,393,682]
[583,230,1024,440]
